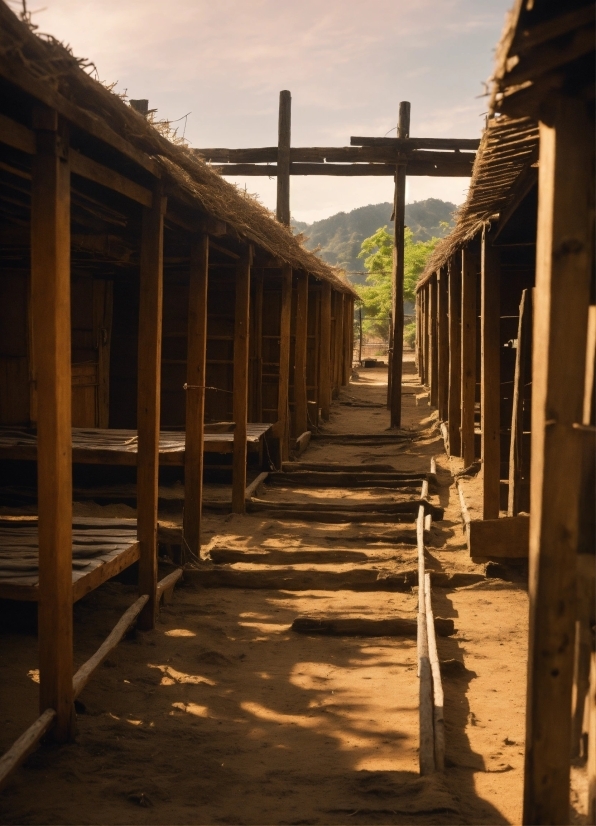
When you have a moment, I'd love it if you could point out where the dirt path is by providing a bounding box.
[0,358,529,824]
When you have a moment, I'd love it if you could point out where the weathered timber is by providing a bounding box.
[72,595,149,699]
[183,234,209,557]
[508,289,532,516]
[460,248,478,467]
[209,160,474,177]
[282,461,398,472]
[247,497,443,517]
[276,91,291,224]
[32,111,75,742]
[232,248,252,512]
[418,608,435,775]
[437,268,449,420]
[428,274,439,408]
[245,471,269,500]
[156,568,183,604]
[291,616,455,637]
[0,709,56,793]
[276,264,292,460]
[265,471,424,488]
[350,136,480,151]
[137,185,166,630]
[294,272,309,435]
[447,255,462,456]
[425,573,445,771]
[481,234,501,519]
[195,145,476,164]
[319,283,332,420]
[294,430,311,454]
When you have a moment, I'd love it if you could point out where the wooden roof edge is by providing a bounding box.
[0,1,343,291]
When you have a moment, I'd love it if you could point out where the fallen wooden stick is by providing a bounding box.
[156,568,183,604]
[291,616,455,637]
[425,572,445,771]
[418,608,435,776]
[0,709,56,792]
[244,471,269,501]
[72,594,149,698]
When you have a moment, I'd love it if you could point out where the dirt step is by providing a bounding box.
[282,462,399,473]
[183,565,486,591]
[291,616,455,637]
[209,548,371,565]
[247,498,443,518]
[267,472,425,489]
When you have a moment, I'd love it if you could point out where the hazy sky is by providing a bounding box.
[13,0,511,222]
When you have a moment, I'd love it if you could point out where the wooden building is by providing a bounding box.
[0,0,354,772]
[417,2,595,821]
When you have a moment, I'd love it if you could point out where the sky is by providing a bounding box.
[12,0,512,223]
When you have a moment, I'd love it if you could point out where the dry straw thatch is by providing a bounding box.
[0,1,355,296]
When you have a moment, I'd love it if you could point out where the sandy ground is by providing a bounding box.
[0,356,539,824]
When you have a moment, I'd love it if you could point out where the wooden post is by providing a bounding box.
[508,289,533,516]
[276,91,291,226]
[429,274,438,408]
[342,295,351,386]
[447,255,462,456]
[277,264,292,460]
[252,272,264,421]
[389,100,410,428]
[294,271,309,434]
[437,268,449,420]
[358,305,363,365]
[32,109,75,741]
[319,283,332,421]
[386,309,393,408]
[232,247,252,512]
[481,233,501,519]
[423,287,430,388]
[183,234,209,558]
[137,184,166,631]
[523,96,593,826]
[334,293,344,392]
[461,248,478,467]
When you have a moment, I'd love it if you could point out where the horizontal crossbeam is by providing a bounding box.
[193,146,476,164]
[208,160,474,178]
[350,136,480,150]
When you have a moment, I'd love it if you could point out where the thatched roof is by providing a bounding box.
[417,113,538,288]
[0,1,356,297]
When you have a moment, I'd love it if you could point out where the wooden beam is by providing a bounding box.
[195,145,476,165]
[31,110,75,742]
[461,248,478,467]
[508,289,533,516]
[319,283,332,421]
[523,96,593,826]
[276,91,291,225]
[210,159,474,177]
[437,267,449,421]
[277,264,292,461]
[350,136,480,151]
[0,112,35,154]
[136,185,166,630]
[481,234,501,519]
[232,247,252,513]
[294,271,309,435]
[447,255,462,456]
[183,234,209,558]
[389,101,409,428]
[0,709,56,793]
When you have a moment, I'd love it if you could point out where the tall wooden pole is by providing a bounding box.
[294,271,309,435]
[137,183,166,631]
[276,91,291,226]
[277,264,292,460]
[461,248,478,467]
[481,232,501,519]
[358,306,363,364]
[389,100,410,428]
[429,274,438,408]
[437,268,449,421]
[447,255,462,456]
[32,109,75,741]
[232,247,252,512]
[523,95,592,826]
[183,234,209,558]
[319,283,332,420]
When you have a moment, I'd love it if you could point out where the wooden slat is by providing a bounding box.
[481,234,501,519]
[437,267,449,421]
[294,271,309,435]
[136,185,166,630]
[447,255,462,456]
[508,289,533,516]
[183,234,209,557]
[319,283,332,421]
[460,248,478,467]
[232,248,252,513]
[428,274,438,408]
[70,149,152,207]
[523,96,593,826]
[276,264,292,461]
[31,111,75,742]
[211,159,474,177]
[350,136,480,151]
[0,112,35,154]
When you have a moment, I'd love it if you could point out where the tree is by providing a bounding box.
[356,225,443,341]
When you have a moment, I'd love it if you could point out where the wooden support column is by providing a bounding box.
[437,267,449,420]
[183,234,209,558]
[389,101,410,428]
[461,248,478,467]
[341,296,350,386]
[523,96,593,826]
[447,255,462,456]
[481,233,501,519]
[232,247,252,512]
[137,184,166,630]
[294,271,309,434]
[429,275,439,408]
[319,283,332,420]
[419,288,427,384]
[508,289,533,516]
[334,293,344,393]
[276,91,291,225]
[252,272,264,421]
[32,110,75,741]
[277,264,292,461]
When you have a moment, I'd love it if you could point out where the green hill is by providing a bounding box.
[293,198,457,284]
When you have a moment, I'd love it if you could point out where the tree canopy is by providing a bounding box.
[356,225,443,340]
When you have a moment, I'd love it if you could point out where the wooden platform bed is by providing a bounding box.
[0,517,139,602]
[0,424,273,465]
